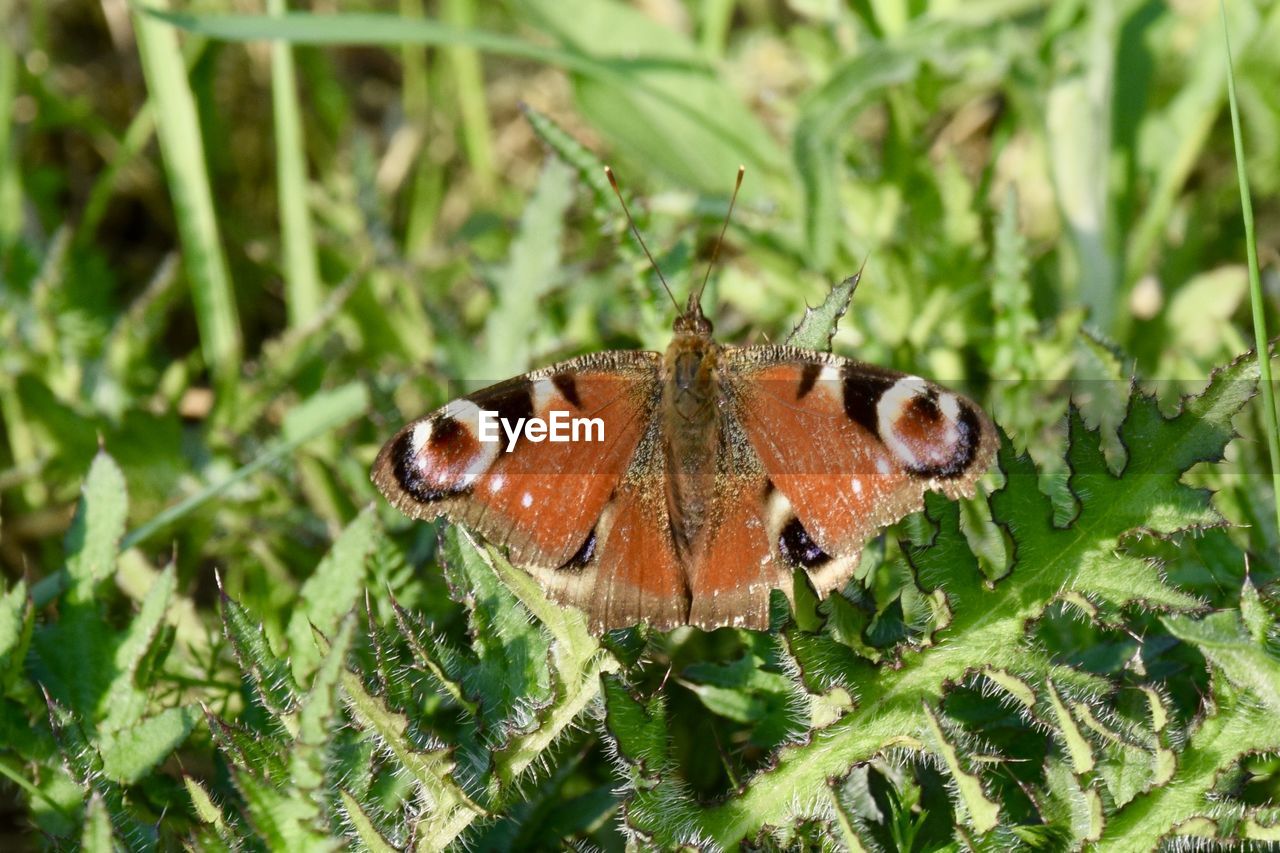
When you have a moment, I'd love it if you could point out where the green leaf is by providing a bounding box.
[31,608,117,722]
[143,8,676,77]
[131,0,243,387]
[0,580,32,688]
[232,770,336,852]
[206,713,289,782]
[601,673,670,781]
[286,508,378,682]
[476,156,576,378]
[440,527,552,730]
[1046,682,1095,776]
[65,451,127,601]
[291,616,356,794]
[338,789,397,853]
[101,564,176,731]
[80,793,114,853]
[514,0,791,198]
[185,776,230,835]
[1163,610,1280,714]
[1041,757,1103,845]
[1240,577,1274,643]
[785,273,860,352]
[341,668,482,847]
[99,705,199,784]
[470,535,618,790]
[521,102,613,213]
[267,0,322,330]
[1102,678,1280,848]
[221,588,299,724]
[922,703,1000,833]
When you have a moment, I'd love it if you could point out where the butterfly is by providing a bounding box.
[372,168,996,633]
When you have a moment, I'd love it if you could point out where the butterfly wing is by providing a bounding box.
[557,420,688,632]
[373,350,692,632]
[717,345,996,596]
[684,416,793,631]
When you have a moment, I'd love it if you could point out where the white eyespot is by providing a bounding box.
[409,420,434,455]
[441,398,483,430]
[850,476,864,496]
[521,491,533,508]
[877,378,929,468]
[489,474,505,493]
[812,363,843,401]
[436,399,497,487]
[939,393,960,448]
[765,488,794,537]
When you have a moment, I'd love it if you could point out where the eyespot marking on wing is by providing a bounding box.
[778,516,832,570]
[877,381,983,478]
[393,403,497,502]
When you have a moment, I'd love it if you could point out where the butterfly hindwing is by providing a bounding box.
[719,345,996,595]
[684,417,788,631]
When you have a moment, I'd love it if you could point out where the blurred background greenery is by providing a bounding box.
[1,0,1278,847]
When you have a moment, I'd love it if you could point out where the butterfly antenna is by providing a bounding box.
[694,165,746,308]
[605,166,680,313]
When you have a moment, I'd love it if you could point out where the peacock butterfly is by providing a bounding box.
[372,168,996,633]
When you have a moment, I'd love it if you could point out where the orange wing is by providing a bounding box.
[536,420,689,632]
[684,423,795,632]
[718,345,996,596]
[372,352,661,572]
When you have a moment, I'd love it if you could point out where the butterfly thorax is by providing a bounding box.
[662,302,723,561]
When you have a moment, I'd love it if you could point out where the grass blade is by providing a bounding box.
[142,9,706,77]
[140,9,781,197]
[1220,0,1280,540]
[268,0,322,328]
[75,38,209,245]
[442,0,496,197]
[0,36,19,249]
[131,0,243,388]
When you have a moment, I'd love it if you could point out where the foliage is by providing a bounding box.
[2,0,1279,849]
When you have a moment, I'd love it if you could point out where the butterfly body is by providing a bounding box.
[662,298,726,564]
[373,283,996,634]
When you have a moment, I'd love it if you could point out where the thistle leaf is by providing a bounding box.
[98,705,199,784]
[221,589,298,724]
[786,272,860,352]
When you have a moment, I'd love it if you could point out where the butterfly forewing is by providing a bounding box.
[372,351,662,571]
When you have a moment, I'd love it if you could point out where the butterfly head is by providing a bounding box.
[672,292,714,339]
